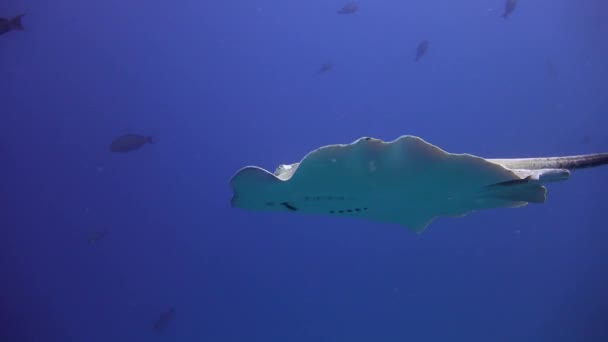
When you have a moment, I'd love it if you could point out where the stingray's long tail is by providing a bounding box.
[488,153,608,171]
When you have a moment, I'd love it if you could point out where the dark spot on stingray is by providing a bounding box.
[339,210,344,213]
[330,210,335,214]
[363,207,368,210]
[337,2,358,14]
[109,134,154,153]
[281,202,298,211]
[501,0,517,19]
[415,40,429,62]
[0,14,25,36]
[347,209,353,212]
[355,208,361,212]
[153,307,175,333]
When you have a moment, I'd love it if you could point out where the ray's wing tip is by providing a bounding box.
[229,166,280,190]
[402,216,436,234]
[409,225,431,235]
[229,166,277,209]
[230,165,274,180]
[352,134,422,145]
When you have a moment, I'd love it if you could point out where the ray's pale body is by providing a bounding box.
[230,136,608,233]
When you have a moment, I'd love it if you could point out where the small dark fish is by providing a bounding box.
[0,14,25,36]
[88,230,108,245]
[337,3,358,14]
[317,62,333,74]
[415,40,429,62]
[153,307,176,333]
[109,134,154,153]
[501,0,517,19]
[545,58,559,80]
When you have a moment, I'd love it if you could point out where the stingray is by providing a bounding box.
[230,136,608,233]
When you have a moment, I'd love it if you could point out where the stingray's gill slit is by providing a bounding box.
[329,207,369,214]
[280,202,298,211]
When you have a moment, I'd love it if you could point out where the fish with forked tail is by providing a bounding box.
[0,14,25,35]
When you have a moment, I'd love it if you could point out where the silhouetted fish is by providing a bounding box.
[0,14,25,36]
[337,3,358,14]
[501,0,517,19]
[109,134,154,153]
[545,58,559,80]
[415,40,429,62]
[88,230,108,245]
[318,62,333,74]
[153,307,175,333]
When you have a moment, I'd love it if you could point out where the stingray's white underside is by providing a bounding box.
[230,135,606,233]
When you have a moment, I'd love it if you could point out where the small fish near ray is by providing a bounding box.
[230,136,608,233]
[415,40,429,62]
[88,230,108,245]
[317,62,333,74]
[109,134,154,153]
[501,0,517,19]
[337,2,358,14]
[0,14,25,36]
[153,307,175,333]
[545,58,559,80]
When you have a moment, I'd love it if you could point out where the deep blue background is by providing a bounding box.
[1,0,607,341]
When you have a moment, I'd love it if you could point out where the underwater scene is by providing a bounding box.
[1,0,607,341]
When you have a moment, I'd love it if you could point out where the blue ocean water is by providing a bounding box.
[1,0,607,341]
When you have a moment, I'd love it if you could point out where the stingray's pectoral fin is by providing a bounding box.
[230,166,283,209]
[407,217,436,234]
[483,177,547,203]
[398,215,436,234]
[491,184,547,203]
